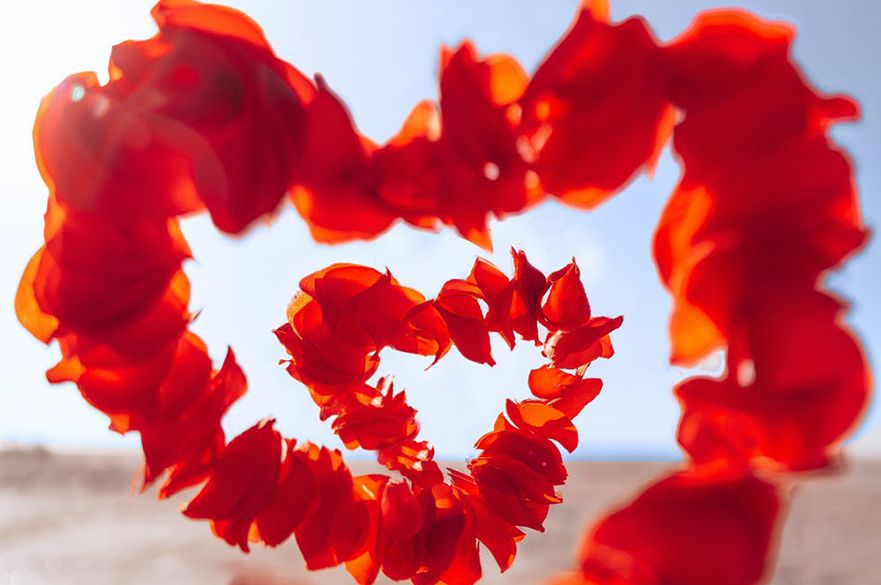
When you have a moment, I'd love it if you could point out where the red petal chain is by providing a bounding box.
[15,1,870,584]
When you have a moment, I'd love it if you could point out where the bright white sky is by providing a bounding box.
[1,0,879,459]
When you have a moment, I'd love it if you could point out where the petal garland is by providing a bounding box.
[14,1,871,585]
[549,5,869,585]
[267,254,619,582]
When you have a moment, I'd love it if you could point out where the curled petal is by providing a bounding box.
[542,260,591,330]
[505,400,579,452]
[544,316,623,369]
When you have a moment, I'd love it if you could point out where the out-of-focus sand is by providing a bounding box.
[1,448,878,585]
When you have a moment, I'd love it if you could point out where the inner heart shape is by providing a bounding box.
[252,252,618,582]
[14,0,870,584]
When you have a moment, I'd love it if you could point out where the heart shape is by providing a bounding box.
[183,252,621,583]
[14,0,870,584]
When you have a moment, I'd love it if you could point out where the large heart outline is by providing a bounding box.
[14,0,871,584]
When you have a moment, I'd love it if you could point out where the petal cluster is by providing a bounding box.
[299,5,673,249]
[35,0,315,233]
[546,4,869,585]
[655,9,869,472]
[16,194,249,495]
[264,252,621,583]
[22,0,677,252]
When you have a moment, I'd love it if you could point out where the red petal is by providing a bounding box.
[183,420,282,552]
[293,79,394,242]
[579,471,783,585]
[434,287,494,366]
[254,440,317,546]
[542,260,591,330]
[544,316,623,369]
[505,400,579,452]
[521,3,671,203]
[15,248,59,343]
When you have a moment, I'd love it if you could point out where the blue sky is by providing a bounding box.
[1,0,879,459]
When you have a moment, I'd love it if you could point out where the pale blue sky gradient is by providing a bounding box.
[1,1,878,459]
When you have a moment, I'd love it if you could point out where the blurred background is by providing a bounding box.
[0,1,878,583]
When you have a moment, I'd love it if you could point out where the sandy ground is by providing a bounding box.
[1,448,878,585]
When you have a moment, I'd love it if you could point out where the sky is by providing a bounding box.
[1,0,879,460]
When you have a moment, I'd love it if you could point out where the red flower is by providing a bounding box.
[451,474,525,573]
[504,399,579,453]
[345,475,388,585]
[46,333,178,432]
[507,249,549,343]
[379,483,480,585]
[444,249,550,352]
[528,367,604,426]
[466,257,516,347]
[434,43,537,248]
[298,264,427,351]
[277,264,440,390]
